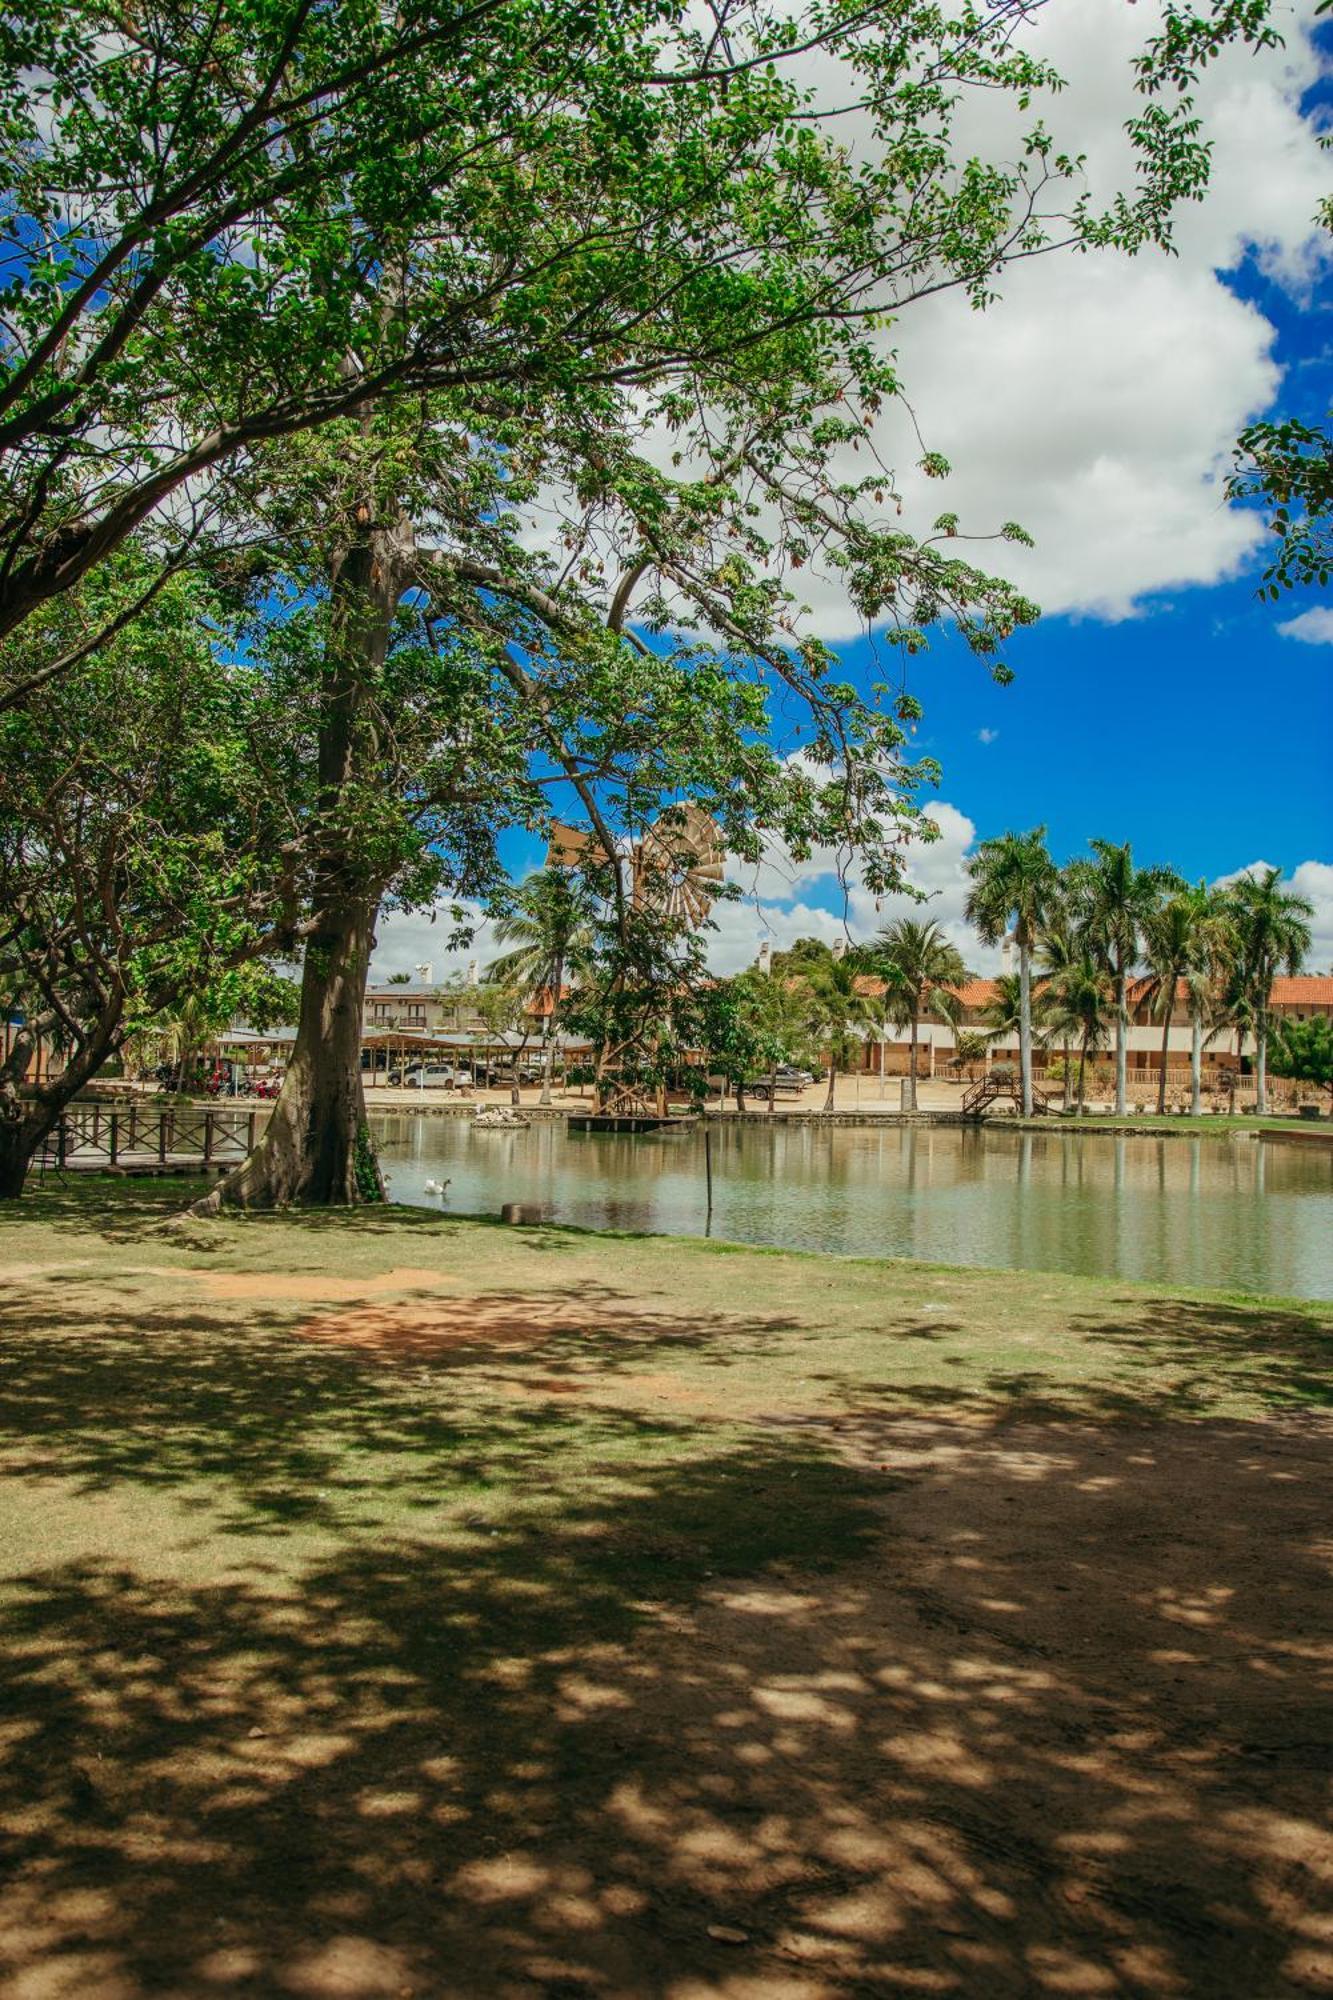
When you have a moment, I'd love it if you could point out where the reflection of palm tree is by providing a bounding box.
[490,871,597,1105]
[965,827,1058,1117]
[801,954,880,1112]
[871,918,969,1110]
[1224,866,1313,1114]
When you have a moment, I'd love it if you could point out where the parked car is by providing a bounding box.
[397,1063,464,1089]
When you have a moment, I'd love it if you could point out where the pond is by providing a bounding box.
[371,1114,1333,1299]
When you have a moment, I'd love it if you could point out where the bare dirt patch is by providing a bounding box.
[160,1263,459,1303]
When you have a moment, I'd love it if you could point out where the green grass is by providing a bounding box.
[2,1179,1330,1998]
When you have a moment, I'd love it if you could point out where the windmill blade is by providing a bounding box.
[545,823,613,872]
[632,805,724,928]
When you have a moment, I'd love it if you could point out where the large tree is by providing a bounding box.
[0,561,301,1197]
[964,826,1058,1116]
[0,0,1277,668]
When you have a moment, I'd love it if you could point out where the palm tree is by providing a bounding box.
[1141,883,1236,1115]
[1034,897,1083,1109]
[489,870,597,1105]
[800,950,880,1111]
[1069,840,1181,1117]
[1224,866,1314,1113]
[1040,952,1113,1115]
[964,827,1058,1117]
[872,917,969,1110]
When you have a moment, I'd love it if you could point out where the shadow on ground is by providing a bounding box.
[0,1258,1329,1996]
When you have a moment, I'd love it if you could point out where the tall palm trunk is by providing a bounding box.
[1190,1012,1203,1118]
[1156,990,1173,1115]
[1018,936,1033,1117]
[1077,1031,1090,1116]
[538,950,562,1107]
[1061,1035,1072,1112]
[1255,1008,1268,1115]
[1114,959,1128,1116]
[824,1056,836,1112]
[907,1007,919,1111]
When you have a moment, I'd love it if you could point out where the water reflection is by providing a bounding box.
[371,1115,1333,1298]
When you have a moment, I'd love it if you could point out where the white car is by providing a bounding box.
[402,1064,463,1088]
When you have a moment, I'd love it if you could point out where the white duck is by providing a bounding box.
[423,1177,450,1196]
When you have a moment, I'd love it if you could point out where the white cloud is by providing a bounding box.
[369,901,489,984]
[702,2,1328,637]
[1277,607,1333,644]
[1292,860,1333,972]
[977,728,999,746]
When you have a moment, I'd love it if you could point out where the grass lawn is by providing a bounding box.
[2,1180,1330,2000]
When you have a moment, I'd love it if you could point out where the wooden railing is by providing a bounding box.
[36,1105,264,1172]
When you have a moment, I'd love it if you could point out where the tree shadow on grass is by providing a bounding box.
[1,1289,1330,1995]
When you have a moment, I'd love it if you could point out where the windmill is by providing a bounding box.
[546,807,724,931]
[630,803,724,929]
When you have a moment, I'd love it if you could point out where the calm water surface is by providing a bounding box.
[371,1114,1333,1298]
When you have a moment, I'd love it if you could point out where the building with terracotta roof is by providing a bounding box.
[847,964,1331,1087]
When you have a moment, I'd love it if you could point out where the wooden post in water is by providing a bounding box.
[203,1111,214,1165]
[704,1119,714,1223]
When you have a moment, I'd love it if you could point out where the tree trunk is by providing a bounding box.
[908,1010,919,1111]
[198,891,382,1209]
[0,1006,125,1200]
[194,509,413,1211]
[1077,1033,1089,1116]
[1190,1013,1203,1117]
[1256,1012,1268,1115]
[1018,938,1033,1117]
[1157,989,1173,1116]
[735,1077,747,1112]
[1062,1035,1072,1112]
[0,1111,50,1199]
[824,1057,836,1112]
[1114,960,1128,1117]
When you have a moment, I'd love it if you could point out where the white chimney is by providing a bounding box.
[466,959,479,987]
[1001,935,1014,976]
[757,941,771,972]
[832,936,848,962]
[414,962,431,984]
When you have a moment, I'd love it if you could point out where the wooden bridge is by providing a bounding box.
[35,1104,268,1177]
[960,1072,1052,1120]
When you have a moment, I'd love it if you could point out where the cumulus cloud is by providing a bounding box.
[1277,607,1333,644]
[741,2,1328,637]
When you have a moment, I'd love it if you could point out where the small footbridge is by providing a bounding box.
[960,1070,1052,1120]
